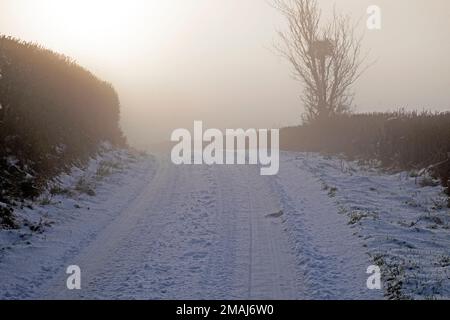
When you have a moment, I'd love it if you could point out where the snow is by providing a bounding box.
[0,151,448,299]
[288,152,450,299]
[273,154,382,299]
[0,146,156,299]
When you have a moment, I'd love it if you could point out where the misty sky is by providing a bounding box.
[1,0,449,148]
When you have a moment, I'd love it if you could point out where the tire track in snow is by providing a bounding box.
[272,154,383,300]
[40,158,173,299]
[241,166,300,299]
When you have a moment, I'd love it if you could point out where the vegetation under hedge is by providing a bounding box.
[0,36,126,208]
[280,111,450,198]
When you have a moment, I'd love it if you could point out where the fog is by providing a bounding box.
[1,0,449,149]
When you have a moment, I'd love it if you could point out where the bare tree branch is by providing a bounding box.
[273,0,368,123]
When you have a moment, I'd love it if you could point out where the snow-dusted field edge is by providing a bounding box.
[278,152,450,299]
[0,145,156,299]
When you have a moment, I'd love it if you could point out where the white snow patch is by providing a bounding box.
[280,152,450,299]
[0,146,155,299]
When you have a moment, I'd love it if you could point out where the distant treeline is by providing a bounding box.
[280,111,450,197]
[0,36,126,203]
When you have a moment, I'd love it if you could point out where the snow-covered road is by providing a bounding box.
[1,153,387,299]
[40,157,305,299]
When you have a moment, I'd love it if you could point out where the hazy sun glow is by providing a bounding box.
[36,0,140,37]
[6,0,181,64]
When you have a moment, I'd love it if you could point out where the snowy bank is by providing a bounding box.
[0,145,155,299]
[279,152,450,299]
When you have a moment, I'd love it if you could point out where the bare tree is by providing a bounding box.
[273,0,368,123]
